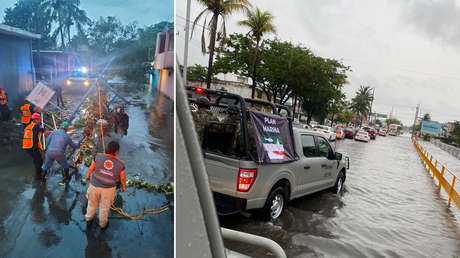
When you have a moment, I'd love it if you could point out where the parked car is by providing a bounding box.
[343,128,355,139]
[189,89,350,221]
[355,130,370,142]
[313,125,337,141]
[379,128,388,136]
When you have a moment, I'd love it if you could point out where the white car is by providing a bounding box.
[355,131,370,142]
[379,128,387,136]
[313,125,337,141]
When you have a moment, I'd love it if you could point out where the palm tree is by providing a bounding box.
[192,0,251,88]
[350,85,374,126]
[238,7,276,98]
[63,0,90,46]
[42,0,89,49]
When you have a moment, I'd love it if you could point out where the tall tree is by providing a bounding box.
[62,0,90,46]
[3,0,55,49]
[422,113,431,121]
[238,7,276,98]
[192,0,251,88]
[350,85,374,126]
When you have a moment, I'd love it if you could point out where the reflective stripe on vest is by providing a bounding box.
[23,122,35,149]
[21,104,31,124]
[0,90,6,105]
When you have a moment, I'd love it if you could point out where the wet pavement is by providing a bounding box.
[0,83,173,258]
[221,134,460,257]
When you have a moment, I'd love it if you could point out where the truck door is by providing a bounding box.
[297,134,325,194]
[316,136,337,187]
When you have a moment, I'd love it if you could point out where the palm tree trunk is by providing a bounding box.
[251,38,260,99]
[205,13,219,89]
[59,12,65,49]
[292,94,297,119]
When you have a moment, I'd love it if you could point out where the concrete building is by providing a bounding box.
[0,24,40,105]
[153,28,174,100]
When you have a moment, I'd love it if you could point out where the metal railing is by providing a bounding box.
[412,138,460,209]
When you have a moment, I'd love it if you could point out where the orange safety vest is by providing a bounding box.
[20,104,32,124]
[0,90,6,105]
[23,122,43,150]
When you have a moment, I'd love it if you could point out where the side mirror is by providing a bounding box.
[335,152,343,161]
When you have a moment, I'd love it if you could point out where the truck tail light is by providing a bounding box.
[237,168,257,192]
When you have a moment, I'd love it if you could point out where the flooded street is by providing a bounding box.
[0,83,173,258]
[221,134,460,257]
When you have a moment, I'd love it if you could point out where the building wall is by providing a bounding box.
[0,34,34,105]
[158,69,174,99]
[153,28,174,100]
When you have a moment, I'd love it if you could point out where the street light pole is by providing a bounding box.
[412,104,420,138]
[183,0,191,83]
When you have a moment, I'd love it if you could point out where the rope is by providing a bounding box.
[109,204,169,220]
[97,83,106,153]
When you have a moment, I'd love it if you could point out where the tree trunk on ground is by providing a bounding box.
[251,38,260,99]
[205,13,219,89]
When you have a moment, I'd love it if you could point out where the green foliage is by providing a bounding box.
[350,86,374,125]
[186,64,214,84]
[3,0,55,49]
[422,113,431,121]
[192,0,252,87]
[385,118,402,126]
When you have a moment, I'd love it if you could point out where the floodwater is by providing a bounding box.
[0,83,173,258]
[221,134,460,257]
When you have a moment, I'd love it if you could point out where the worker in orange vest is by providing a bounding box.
[20,101,33,126]
[0,85,9,120]
[23,113,45,180]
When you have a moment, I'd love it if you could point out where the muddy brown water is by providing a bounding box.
[221,134,460,257]
[0,84,173,258]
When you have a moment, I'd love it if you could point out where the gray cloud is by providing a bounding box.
[402,0,460,46]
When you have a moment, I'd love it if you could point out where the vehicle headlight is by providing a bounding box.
[84,81,90,86]
[66,80,71,86]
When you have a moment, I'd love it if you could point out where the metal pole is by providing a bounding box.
[183,0,191,82]
[412,104,420,138]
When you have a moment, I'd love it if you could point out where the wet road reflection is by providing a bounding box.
[222,134,460,257]
[0,84,173,258]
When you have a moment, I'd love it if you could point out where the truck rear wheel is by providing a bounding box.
[262,186,287,221]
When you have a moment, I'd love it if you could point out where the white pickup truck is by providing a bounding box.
[188,88,350,220]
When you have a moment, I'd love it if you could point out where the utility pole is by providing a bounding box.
[183,0,191,83]
[412,104,420,138]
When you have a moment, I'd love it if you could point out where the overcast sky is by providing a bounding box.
[177,0,460,125]
[0,0,173,27]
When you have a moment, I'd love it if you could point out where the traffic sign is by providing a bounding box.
[26,82,55,109]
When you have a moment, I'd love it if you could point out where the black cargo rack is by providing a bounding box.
[186,86,296,162]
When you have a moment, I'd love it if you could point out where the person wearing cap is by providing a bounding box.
[85,141,126,229]
[0,85,9,120]
[23,113,45,180]
[42,121,79,184]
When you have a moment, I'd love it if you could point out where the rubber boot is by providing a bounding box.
[41,169,47,182]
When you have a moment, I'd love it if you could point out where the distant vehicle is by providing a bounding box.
[335,128,344,140]
[313,125,337,141]
[388,124,399,136]
[64,67,95,89]
[343,128,355,139]
[355,130,370,142]
[379,128,388,136]
[367,128,377,140]
[293,122,311,130]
